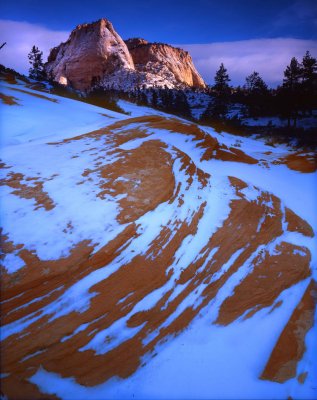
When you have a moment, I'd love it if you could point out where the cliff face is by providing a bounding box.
[45,19,134,90]
[125,39,206,88]
[45,19,205,91]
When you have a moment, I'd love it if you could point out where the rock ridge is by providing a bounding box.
[45,18,205,91]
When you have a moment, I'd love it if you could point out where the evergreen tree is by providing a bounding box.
[213,63,231,94]
[151,89,158,108]
[202,63,231,121]
[159,87,173,110]
[281,57,302,127]
[244,71,268,94]
[243,71,269,117]
[301,51,317,86]
[283,57,302,90]
[28,45,46,80]
[139,90,148,106]
[172,90,191,118]
[301,51,317,115]
[134,87,148,106]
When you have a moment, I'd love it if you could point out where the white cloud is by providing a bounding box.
[180,39,317,87]
[0,19,69,74]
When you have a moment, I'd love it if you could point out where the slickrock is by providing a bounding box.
[260,279,317,383]
[1,115,314,398]
[1,73,316,399]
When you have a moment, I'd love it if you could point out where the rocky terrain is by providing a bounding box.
[0,70,316,399]
[45,19,205,91]
[125,38,205,89]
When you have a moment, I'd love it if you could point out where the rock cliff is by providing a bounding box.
[45,19,205,91]
[46,19,134,90]
[125,38,205,88]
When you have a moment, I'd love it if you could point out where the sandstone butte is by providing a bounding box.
[45,18,206,91]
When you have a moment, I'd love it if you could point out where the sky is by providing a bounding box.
[1,0,317,86]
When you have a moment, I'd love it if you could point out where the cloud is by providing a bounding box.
[180,38,317,87]
[0,20,69,74]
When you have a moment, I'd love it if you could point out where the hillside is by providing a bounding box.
[0,71,317,400]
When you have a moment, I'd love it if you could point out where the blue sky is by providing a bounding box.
[1,0,317,85]
[2,0,317,42]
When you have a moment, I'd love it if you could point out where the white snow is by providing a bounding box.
[243,113,317,129]
[29,279,314,400]
[1,77,316,400]
[0,81,125,147]
[2,253,25,274]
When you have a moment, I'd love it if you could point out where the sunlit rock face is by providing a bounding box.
[45,19,135,91]
[45,19,205,91]
[125,38,206,89]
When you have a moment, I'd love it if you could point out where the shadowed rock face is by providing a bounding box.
[45,19,205,91]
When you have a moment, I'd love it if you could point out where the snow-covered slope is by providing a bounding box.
[1,73,316,400]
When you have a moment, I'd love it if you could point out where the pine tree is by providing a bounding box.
[283,57,302,90]
[282,57,302,127]
[139,90,148,106]
[301,51,317,86]
[28,45,46,80]
[135,88,148,106]
[160,87,173,110]
[244,71,268,95]
[172,90,191,118]
[301,51,317,115]
[243,72,269,117]
[213,63,231,94]
[202,63,231,121]
[151,89,158,108]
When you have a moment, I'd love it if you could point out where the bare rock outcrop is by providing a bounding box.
[125,38,205,88]
[45,19,205,91]
[45,19,135,91]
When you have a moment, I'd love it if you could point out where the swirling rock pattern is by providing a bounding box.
[0,79,316,399]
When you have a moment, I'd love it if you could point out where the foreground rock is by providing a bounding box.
[1,74,316,399]
[1,115,314,398]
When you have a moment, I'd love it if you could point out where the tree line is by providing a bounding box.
[201,51,317,127]
[27,45,317,128]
